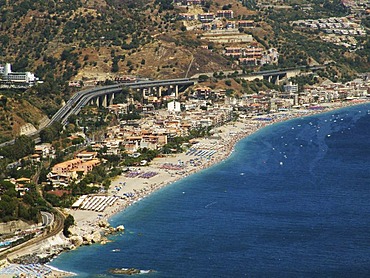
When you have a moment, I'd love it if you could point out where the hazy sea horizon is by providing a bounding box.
[50,103,370,277]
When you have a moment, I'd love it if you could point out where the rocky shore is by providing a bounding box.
[10,220,124,266]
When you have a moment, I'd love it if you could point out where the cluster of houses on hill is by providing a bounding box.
[174,0,279,68]
[341,0,370,15]
[292,17,366,36]
[292,16,366,49]
[224,46,279,66]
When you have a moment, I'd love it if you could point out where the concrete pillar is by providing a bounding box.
[109,93,115,105]
[102,95,108,108]
[175,85,178,98]
[158,87,162,97]
[275,75,280,85]
[142,88,148,100]
[96,97,100,107]
[268,76,272,83]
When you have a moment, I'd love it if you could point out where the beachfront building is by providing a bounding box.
[101,100,236,155]
[47,157,101,187]
[300,78,370,105]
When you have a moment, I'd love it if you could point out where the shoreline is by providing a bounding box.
[3,99,370,277]
[68,99,370,238]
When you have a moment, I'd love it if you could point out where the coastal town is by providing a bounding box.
[0,0,369,276]
[0,70,370,276]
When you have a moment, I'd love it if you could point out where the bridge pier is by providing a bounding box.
[142,88,149,100]
[168,85,179,98]
[102,95,108,108]
[108,93,115,106]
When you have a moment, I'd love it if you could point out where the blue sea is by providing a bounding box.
[50,104,370,277]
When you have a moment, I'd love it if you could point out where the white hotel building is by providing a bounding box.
[0,63,40,87]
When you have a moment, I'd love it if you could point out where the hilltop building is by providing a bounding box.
[0,63,41,88]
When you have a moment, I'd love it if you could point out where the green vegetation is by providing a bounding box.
[40,122,63,143]
[63,214,75,237]
[0,135,35,161]
[0,181,44,223]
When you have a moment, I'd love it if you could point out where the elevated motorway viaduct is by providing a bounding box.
[0,78,195,147]
[48,78,196,125]
[0,66,326,147]
[191,65,326,84]
[51,66,325,126]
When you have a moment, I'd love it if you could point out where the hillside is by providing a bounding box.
[0,0,369,141]
[0,0,239,81]
[1,0,368,81]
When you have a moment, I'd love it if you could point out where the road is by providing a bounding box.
[0,208,64,262]
[41,211,54,227]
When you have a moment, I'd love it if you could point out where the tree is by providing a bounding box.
[198,75,209,82]
[40,122,63,143]
[111,57,119,72]
[0,135,35,160]
[63,214,75,237]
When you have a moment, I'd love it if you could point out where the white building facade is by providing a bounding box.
[0,63,40,87]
